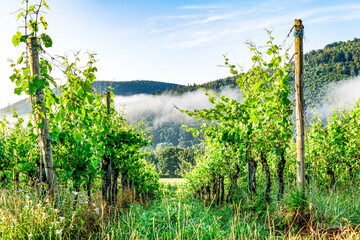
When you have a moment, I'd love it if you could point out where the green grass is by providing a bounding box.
[0,184,359,239]
[103,198,267,239]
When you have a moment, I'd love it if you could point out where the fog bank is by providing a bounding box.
[114,86,242,127]
[312,77,360,120]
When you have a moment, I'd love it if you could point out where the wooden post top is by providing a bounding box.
[294,19,304,38]
[294,19,302,25]
[26,36,37,42]
[294,19,304,31]
[27,36,41,77]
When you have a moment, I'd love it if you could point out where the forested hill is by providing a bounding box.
[0,80,185,116]
[167,38,360,106]
[163,76,237,95]
[289,38,360,106]
[93,80,184,96]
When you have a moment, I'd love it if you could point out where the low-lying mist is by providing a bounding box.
[2,77,360,128]
[114,76,360,128]
[114,86,242,127]
[311,76,360,121]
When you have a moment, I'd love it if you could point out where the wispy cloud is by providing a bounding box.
[308,13,360,24]
[179,4,229,10]
[164,14,293,49]
[146,2,360,49]
[299,3,360,18]
[149,14,199,23]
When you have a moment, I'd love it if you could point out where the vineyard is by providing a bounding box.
[0,1,360,239]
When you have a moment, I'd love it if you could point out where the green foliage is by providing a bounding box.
[0,114,38,182]
[157,147,181,177]
[4,0,160,201]
[156,147,195,178]
[283,188,308,212]
[307,101,360,188]
[181,32,293,203]
[0,189,103,239]
[176,148,196,176]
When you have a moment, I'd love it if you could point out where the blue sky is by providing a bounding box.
[1,0,360,108]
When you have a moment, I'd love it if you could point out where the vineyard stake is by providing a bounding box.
[106,92,112,204]
[27,36,59,203]
[102,92,112,204]
[294,19,305,195]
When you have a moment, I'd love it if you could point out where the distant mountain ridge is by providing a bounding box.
[93,80,184,96]
[0,80,185,116]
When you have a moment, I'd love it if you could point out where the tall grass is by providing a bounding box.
[0,183,359,239]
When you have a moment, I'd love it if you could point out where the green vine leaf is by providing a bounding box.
[40,33,52,48]
[27,5,35,14]
[14,87,22,95]
[40,16,48,30]
[74,132,83,143]
[12,31,22,47]
[20,35,29,43]
[17,11,23,20]
[42,0,50,10]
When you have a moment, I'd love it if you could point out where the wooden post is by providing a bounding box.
[106,92,111,115]
[106,92,112,204]
[102,92,112,204]
[27,37,59,201]
[294,19,305,194]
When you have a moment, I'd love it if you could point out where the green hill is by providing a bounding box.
[289,38,360,106]
[163,77,237,95]
[93,80,184,96]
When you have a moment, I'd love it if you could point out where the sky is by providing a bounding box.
[1,0,360,108]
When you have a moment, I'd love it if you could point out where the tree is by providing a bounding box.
[157,147,182,177]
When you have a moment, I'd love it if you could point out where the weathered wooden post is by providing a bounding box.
[294,19,305,194]
[27,37,59,201]
[102,92,112,204]
[106,92,112,204]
